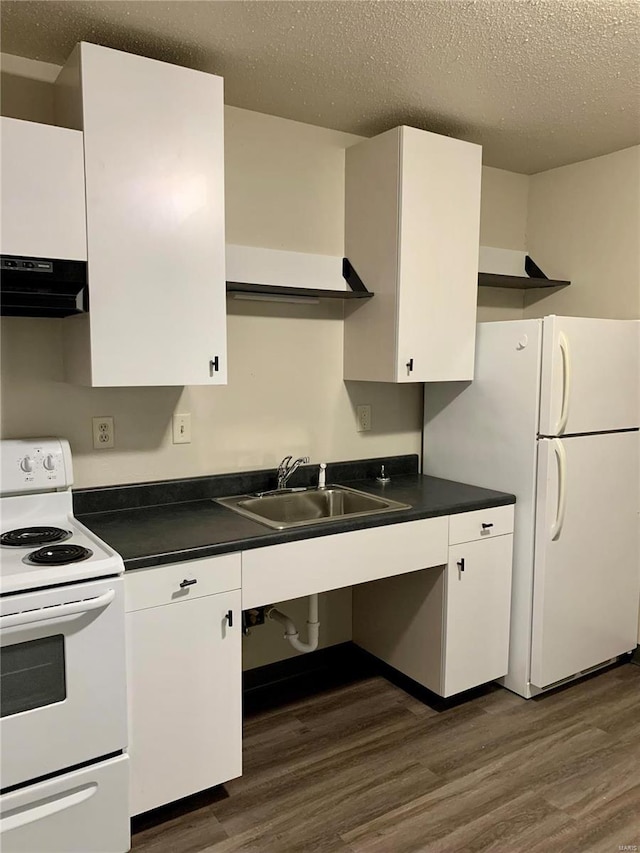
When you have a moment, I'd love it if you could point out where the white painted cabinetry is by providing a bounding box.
[0,117,87,260]
[242,516,449,610]
[55,42,227,386]
[344,126,481,383]
[353,506,513,697]
[442,534,513,695]
[125,555,242,816]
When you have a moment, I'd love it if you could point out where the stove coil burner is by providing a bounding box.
[1,526,71,548]
[27,544,93,565]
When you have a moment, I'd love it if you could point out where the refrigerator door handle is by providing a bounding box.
[551,438,567,540]
[556,332,572,434]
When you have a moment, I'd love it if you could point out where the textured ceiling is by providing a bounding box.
[1,0,639,173]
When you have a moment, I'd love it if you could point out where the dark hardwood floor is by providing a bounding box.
[132,661,640,852]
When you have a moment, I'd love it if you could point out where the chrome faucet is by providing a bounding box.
[277,455,310,490]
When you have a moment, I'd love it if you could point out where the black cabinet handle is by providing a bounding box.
[179,578,197,588]
[406,358,414,373]
[225,610,233,628]
[457,558,465,573]
[210,356,219,375]
[481,523,494,529]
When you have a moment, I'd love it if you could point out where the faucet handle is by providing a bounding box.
[278,455,293,470]
[376,464,391,484]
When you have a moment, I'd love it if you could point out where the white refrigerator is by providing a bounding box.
[424,315,640,698]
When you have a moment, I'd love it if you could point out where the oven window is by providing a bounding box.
[1,635,66,717]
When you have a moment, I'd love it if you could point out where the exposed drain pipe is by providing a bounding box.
[266,594,319,654]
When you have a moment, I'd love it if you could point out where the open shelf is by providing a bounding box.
[478,272,570,290]
[226,258,373,301]
[478,255,570,291]
[226,281,372,300]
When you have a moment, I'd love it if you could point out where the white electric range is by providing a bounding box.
[0,438,130,853]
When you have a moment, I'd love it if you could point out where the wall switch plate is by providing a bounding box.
[356,404,372,432]
[172,413,192,444]
[92,416,114,449]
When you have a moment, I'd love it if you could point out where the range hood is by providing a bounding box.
[0,255,88,317]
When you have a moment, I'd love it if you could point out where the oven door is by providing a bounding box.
[0,577,126,789]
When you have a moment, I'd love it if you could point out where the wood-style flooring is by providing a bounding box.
[132,662,640,853]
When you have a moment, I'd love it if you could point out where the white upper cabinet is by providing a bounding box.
[55,43,227,387]
[0,117,87,261]
[344,126,482,382]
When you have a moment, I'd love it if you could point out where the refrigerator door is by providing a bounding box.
[531,431,640,689]
[539,316,639,436]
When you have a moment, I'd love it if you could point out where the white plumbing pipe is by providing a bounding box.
[267,594,319,653]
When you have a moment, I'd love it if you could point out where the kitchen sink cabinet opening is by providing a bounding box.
[123,504,513,820]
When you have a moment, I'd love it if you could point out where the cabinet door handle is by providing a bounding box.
[457,558,465,573]
[406,358,414,374]
[481,523,494,529]
[179,578,197,588]
[210,356,219,375]
[225,609,233,628]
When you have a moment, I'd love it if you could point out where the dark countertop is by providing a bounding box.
[77,468,515,571]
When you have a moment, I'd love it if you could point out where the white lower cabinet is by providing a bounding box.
[353,511,513,698]
[125,555,242,817]
[441,535,513,695]
[124,507,512,815]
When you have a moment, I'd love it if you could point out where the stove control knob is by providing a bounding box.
[43,454,57,471]
[20,456,34,473]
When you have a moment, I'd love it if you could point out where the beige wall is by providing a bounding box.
[0,52,530,667]
[477,165,529,321]
[0,53,527,489]
[524,145,640,320]
[0,60,424,488]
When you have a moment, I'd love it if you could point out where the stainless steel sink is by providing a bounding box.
[216,485,410,530]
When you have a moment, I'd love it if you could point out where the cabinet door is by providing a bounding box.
[443,535,513,696]
[344,125,481,383]
[126,589,241,816]
[58,43,226,387]
[0,117,87,261]
[397,127,481,383]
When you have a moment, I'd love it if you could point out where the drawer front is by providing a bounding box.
[125,553,241,612]
[242,516,449,610]
[449,504,514,545]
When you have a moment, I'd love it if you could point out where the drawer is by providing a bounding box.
[125,553,241,612]
[448,504,514,545]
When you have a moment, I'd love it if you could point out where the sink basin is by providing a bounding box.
[216,485,410,530]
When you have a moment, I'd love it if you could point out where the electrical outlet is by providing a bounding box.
[92,417,114,449]
[356,404,372,432]
[172,413,192,444]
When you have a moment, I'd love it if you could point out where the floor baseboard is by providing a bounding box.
[243,642,374,713]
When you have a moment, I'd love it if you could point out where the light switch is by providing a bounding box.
[172,413,191,444]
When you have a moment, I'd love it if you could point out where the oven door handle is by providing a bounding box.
[0,589,116,630]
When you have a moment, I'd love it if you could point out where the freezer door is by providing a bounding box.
[530,432,640,689]
[539,316,639,436]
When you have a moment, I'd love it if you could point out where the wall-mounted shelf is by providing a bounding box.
[478,254,570,290]
[225,248,373,302]
[226,281,372,300]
